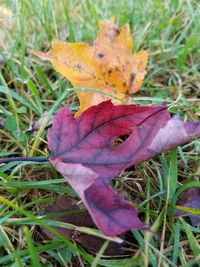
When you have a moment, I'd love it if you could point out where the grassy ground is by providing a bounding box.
[0,0,200,266]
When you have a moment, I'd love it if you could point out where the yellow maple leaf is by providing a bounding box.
[33,19,148,115]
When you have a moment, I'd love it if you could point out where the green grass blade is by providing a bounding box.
[24,226,42,267]
[26,79,43,115]
[180,218,200,256]
[172,221,180,265]
[61,0,75,42]
[169,149,178,200]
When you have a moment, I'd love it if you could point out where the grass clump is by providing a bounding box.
[0,0,200,266]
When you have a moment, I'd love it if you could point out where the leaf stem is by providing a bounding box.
[0,157,49,164]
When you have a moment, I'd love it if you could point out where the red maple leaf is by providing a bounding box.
[48,101,200,236]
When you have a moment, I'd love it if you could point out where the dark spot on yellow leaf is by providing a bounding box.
[129,73,136,89]
[98,53,104,59]
[112,28,120,36]
[76,64,81,69]
[105,27,121,42]
[108,69,112,75]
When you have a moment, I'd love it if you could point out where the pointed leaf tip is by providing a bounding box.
[31,49,50,60]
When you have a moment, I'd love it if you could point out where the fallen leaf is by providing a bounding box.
[175,187,200,226]
[48,101,200,236]
[33,19,148,115]
[43,195,127,255]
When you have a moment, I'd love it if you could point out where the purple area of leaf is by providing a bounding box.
[48,101,200,236]
[43,196,126,255]
[175,187,200,226]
